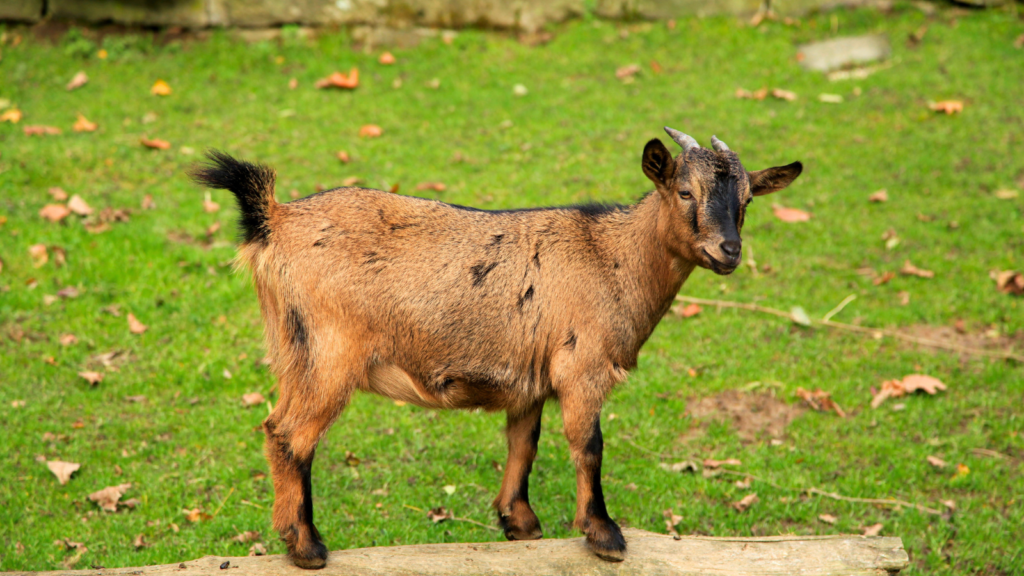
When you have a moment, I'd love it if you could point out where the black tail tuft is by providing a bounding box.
[189,150,277,244]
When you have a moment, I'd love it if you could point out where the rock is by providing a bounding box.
[595,0,760,19]
[797,34,891,73]
[350,26,440,50]
[48,0,210,28]
[0,0,43,22]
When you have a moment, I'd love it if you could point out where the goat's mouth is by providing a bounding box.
[702,248,739,275]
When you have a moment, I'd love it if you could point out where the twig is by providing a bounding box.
[402,504,499,532]
[806,487,942,515]
[822,294,856,323]
[674,296,1024,363]
[212,487,236,518]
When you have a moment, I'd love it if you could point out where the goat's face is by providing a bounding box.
[641,129,802,275]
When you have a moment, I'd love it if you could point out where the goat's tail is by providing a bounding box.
[190,150,277,244]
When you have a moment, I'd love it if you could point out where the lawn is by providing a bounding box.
[1,4,1022,573]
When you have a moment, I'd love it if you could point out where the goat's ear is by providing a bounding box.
[748,161,803,196]
[642,139,676,190]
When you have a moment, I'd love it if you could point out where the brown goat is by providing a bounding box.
[190,128,802,569]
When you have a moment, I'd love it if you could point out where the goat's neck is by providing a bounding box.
[600,193,695,341]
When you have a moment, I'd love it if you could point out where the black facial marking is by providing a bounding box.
[708,177,742,241]
[689,203,700,236]
[470,262,498,286]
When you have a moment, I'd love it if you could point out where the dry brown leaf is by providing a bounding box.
[206,222,221,237]
[125,395,147,403]
[127,313,148,334]
[73,114,97,132]
[51,247,68,269]
[862,523,884,536]
[873,271,896,286]
[615,64,641,80]
[795,387,846,417]
[900,260,934,279]
[679,303,701,318]
[336,150,351,163]
[242,392,266,407]
[732,493,759,512]
[660,461,699,473]
[703,458,742,469]
[49,187,69,201]
[868,189,888,202]
[40,204,72,222]
[59,334,78,346]
[66,71,88,91]
[359,124,382,138]
[141,137,171,150]
[771,88,797,101]
[871,374,947,408]
[315,68,359,89]
[994,189,1019,200]
[955,463,970,477]
[378,52,396,65]
[24,125,62,136]
[288,78,298,90]
[662,509,683,539]
[232,531,261,544]
[991,270,1024,296]
[248,543,267,556]
[772,204,811,223]
[928,100,963,114]
[183,508,211,522]
[151,79,172,96]
[79,371,104,386]
[818,513,838,525]
[1,108,23,123]
[342,176,362,187]
[29,244,48,267]
[141,194,155,210]
[416,182,447,192]
[89,483,132,512]
[926,455,947,468]
[650,60,663,74]
[203,199,220,213]
[427,507,451,523]
[68,195,93,216]
[47,461,81,485]
[132,534,148,549]
[736,87,768,100]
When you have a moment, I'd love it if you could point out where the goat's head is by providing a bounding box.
[641,127,802,275]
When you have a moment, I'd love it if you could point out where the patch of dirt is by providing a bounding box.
[900,324,1024,360]
[684,390,803,444]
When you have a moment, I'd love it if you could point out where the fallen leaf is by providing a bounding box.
[151,79,172,96]
[927,455,947,468]
[734,477,752,489]
[315,68,359,89]
[378,52,396,65]
[125,395,147,403]
[993,189,1018,200]
[47,460,81,485]
[732,493,759,512]
[359,124,382,138]
[242,392,265,407]
[342,176,362,187]
[40,204,72,223]
[183,508,211,522]
[662,509,683,539]
[871,374,947,408]
[344,451,361,467]
[900,260,934,278]
[232,531,260,544]
[615,63,641,80]
[389,182,400,194]
[24,125,62,136]
[66,71,89,91]
[928,100,963,114]
[991,270,1024,296]
[442,484,456,495]
[127,313,148,334]
[862,523,884,536]
[132,534,148,549]
[703,458,742,469]
[771,88,797,101]
[141,137,171,150]
[660,461,699,473]
[12,400,26,408]
[736,87,768,100]
[248,543,267,556]
[818,93,843,103]
[79,371,104,386]
[1,108,23,123]
[68,195,93,216]
[89,483,132,512]
[203,198,220,213]
[336,150,350,163]
[954,463,970,477]
[650,60,663,74]
[772,204,811,223]
[873,271,896,286]
[427,507,451,523]
[790,306,811,326]
[818,513,838,525]
[206,222,221,237]
[59,334,78,346]
[73,114,97,132]
[795,387,846,417]
[49,187,69,201]
[512,84,527,96]
[141,194,156,210]
[868,189,888,202]
[679,303,701,318]
[29,244,49,267]
[415,182,447,192]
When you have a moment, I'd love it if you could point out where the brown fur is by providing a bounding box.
[191,133,802,568]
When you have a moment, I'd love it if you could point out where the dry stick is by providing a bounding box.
[403,504,500,532]
[674,296,1024,363]
[806,488,943,516]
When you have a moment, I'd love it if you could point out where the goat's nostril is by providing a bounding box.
[720,240,741,260]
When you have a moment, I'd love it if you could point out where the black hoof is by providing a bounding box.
[290,539,329,570]
[498,513,544,541]
[586,522,626,562]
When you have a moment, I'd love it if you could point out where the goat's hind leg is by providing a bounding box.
[494,401,545,541]
[263,365,356,569]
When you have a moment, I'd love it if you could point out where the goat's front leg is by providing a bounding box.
[561,394,625,561]
[494,401,545,540]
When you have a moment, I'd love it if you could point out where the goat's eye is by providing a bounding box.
[678,190,692,200]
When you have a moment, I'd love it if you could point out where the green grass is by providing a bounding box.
[1,5,1023,573]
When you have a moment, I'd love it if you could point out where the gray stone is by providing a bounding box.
[47,0,210,28]
[0,0,44,22]
[797,34,890,72]
[595,0,761,19]
[350,26,439,49]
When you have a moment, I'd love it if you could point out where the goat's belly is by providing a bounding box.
[364,363,526,412]
[365,364,443,409]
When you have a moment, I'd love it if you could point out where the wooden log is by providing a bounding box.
[28,528,909,576]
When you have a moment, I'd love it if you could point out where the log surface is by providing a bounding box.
[19,529,909,576]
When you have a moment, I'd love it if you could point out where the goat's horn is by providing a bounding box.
[710,135,730,152]
[663,127,699,152]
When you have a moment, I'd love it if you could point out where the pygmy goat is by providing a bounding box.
[190,128,802,568]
